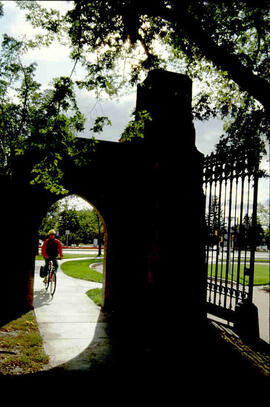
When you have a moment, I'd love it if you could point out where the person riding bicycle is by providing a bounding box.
[41,229,63,276]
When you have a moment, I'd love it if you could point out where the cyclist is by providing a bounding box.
[41,229,63,277]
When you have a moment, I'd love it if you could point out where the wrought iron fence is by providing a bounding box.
[203,150,260,322]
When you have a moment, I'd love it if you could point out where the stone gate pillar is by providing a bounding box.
[129,70,207,343]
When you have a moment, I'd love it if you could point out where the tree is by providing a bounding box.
[16,0,270,150]
[0,34,39,175]
[2,1,269,193]
[38,201,62,240]
[38,199,104,248]
[257,202,270,230]
[57,207,103,246]
[206,195,226,247]
[0,31,90,194]
[257,202,270,248]
[76,209,94,242]
[233,213,265,249]
[265,228,270,249]
[89,209,104,256]
[58,208,82,245]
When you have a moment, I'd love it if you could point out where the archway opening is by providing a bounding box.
[33,194,108,369]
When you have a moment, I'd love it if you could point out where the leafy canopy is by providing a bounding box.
[0,28,111,193]
[0,33,89,194]
[0,0,268,193]
[16,1,270,156]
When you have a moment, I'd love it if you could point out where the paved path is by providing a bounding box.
[34,259,106,369]
[253,285,270,344]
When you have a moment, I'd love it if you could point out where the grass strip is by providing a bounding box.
[86,288,102,307]
[0,310,49,375]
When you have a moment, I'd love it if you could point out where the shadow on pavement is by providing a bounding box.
[33,288,53,309]
[0,309,269,401]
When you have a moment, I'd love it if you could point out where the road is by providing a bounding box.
[207,250,269,261]
[62,249,103,255]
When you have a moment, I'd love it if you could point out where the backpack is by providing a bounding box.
[40,265,47,278]
[46,238,59,257]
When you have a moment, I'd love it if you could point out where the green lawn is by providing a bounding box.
[208,263,270,285]
[59,257,268,308]
[60,258,103,283]
[60,258,103,305]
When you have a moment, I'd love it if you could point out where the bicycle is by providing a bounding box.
[44,257,58,296]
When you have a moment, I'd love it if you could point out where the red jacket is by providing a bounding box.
[42,238,63,258]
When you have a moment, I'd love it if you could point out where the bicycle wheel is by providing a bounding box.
[45,276,50,290]
[50,271,56,296]
[45,263,52,291]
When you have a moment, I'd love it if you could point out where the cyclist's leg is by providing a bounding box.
[44,258,50,273]
[43,258,50,286]
[53,258,59,272]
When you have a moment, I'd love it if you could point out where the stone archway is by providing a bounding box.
[0,70,206,345]
[37,193,108,307]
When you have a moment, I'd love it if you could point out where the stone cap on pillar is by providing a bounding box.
[134,69,195,147]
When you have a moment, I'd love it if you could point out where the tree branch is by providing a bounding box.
[168,5,270,113]
[135,2,270,114]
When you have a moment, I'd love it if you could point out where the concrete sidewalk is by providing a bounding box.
[33,260,109,369]
[253,285,270,344]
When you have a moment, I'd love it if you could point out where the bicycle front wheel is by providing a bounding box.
[45,261,53,291]
[50,272,56,296]
[45,273,50,291]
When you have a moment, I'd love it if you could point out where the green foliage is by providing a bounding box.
[265,229,270,249]
[257,202,270,231]
[56,207,104,245]
[120,110,152,142]
[0,33,89,194]
[90,116,112,134]
[15,0,270,157]
[0,0,267,184]
[214,96,268,160]
[232,214,266,250]
[39,199,104,246]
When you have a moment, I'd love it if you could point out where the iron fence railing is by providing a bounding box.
[203,150,260,321]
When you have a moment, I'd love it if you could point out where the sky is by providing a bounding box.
[0,0,222,151]
[0,0,269,207]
